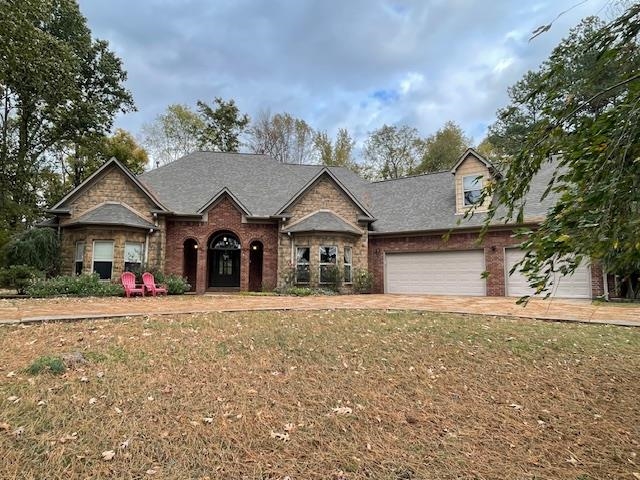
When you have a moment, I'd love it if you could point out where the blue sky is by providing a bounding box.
[77,0,608,152]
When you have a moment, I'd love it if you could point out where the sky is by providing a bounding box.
[76,0,609,152]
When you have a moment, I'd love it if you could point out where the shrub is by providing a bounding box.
[322,264,343,292]
[0,265,43,294]
[26,356,66,375]
[353,268,374,294]
[165,274,190,295]
[129,264,165,284]
[26,273,124,298]
[2,228,60,276]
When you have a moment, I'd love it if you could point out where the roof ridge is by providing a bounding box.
[371,170,451,184]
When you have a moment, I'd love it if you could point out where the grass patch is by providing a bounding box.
[25,355,66,375]
[1,310,639,479]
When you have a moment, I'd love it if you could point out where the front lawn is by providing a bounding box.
[1,311,638,479]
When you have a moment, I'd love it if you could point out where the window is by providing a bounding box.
[343,246,353,284]
[92,241,114,280]
[74,241,85,275]
[124,242,144,273]
[463,175,483,206]
[295,247,310,284]
[319,246,337,284]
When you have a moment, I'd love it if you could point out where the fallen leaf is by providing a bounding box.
[270,430,290,442]
[120,438,130,450]
[13,426,25,437]
[283,423,295,432]
[202,417,214,424]
[89,397,97,405]
[332,406,353,415]
[80,377,89,383]
[0,422,10,431]
[147,396,154,401]
[102,450,116,461]
[566,455,578,466]
[59,432,78,443]
[96,372,105,378]
[37,400,47,407]
[509,403,523,410]
[6,371,15,378]
[146,469,157,475]
[7,396,19,403]
[114,407,122,414]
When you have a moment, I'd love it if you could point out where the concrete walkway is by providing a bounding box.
[0,294,639,327]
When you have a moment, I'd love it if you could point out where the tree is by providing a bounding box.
[415,121,471,173]
[478,6,640,298]
[61,129,147,189]
[363,125,421,179]
[1,227,60,276]
[0,0,133,236]
[197,97,249,152]
[247,110,316,164]
[314,128,358,170]
[141,104,205,166]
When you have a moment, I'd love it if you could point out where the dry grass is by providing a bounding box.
[0,310,638,480]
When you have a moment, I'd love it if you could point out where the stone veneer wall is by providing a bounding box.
[277,175,369,288]
[368,229,605,297]
[164,196,279,294]
[58,165,165,279]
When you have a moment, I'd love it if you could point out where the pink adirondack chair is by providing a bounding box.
[142,272,168,296]
[121,271,145,297]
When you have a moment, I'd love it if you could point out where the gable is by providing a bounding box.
[453,153,492,214]
[286,174,364,226]
[62,165,158,224]
[202,194,246,224]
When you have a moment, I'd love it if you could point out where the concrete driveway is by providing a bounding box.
[0,294,639,326]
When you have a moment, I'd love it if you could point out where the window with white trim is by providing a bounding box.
[124,242,144,273]
[295,247,310,284]
[343,246,353,284]
[74,241,85,276]
[463,175,483,206]
[319,246,337,284]
[93,240,114,280]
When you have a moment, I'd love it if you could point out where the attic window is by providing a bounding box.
[463,175,483,206]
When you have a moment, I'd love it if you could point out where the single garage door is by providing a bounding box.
[385,250,486,296]
[505,248,591,299]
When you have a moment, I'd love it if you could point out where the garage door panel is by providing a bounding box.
[505,248,591,299]
[385,250,485,296]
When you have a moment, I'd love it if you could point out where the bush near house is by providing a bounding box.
[165,275,191,295]
[0,265,44,295]
[1,228,60,277]
[353,268,374,293]
[26,273,124,298]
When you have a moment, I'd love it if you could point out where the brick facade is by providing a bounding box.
[165,196,279,294]
[368,229,604,297]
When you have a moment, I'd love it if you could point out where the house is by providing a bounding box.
[43,149,605,298]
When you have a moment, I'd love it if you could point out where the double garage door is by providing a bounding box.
[385,249,591,298]
[385,250,486,296]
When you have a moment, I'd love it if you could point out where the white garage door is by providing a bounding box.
[505,248,591,299]
[385,250,486,296]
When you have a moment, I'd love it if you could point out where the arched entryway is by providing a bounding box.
[248,240,263,292]
[183,238,198,292]
[208,232,241,288]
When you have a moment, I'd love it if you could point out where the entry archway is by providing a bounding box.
[183,238,198,292]
[207,232,241,288]
[248,240,263,292]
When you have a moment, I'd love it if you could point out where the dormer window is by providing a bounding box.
[463,175,483,206]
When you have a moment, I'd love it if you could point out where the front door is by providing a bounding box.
[208,233,241,288]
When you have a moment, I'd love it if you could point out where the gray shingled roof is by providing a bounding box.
[283,211,362,235]
[139,152,370,217]
[137,151,557,235]
[367,160,557,234]
[71,203,156,229]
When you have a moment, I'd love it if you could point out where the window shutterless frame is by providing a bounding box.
[295,246,310,284]
[319,245,337,284]
[74,241,85,276]
[92,240,114,280]
[463,174,483,206]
